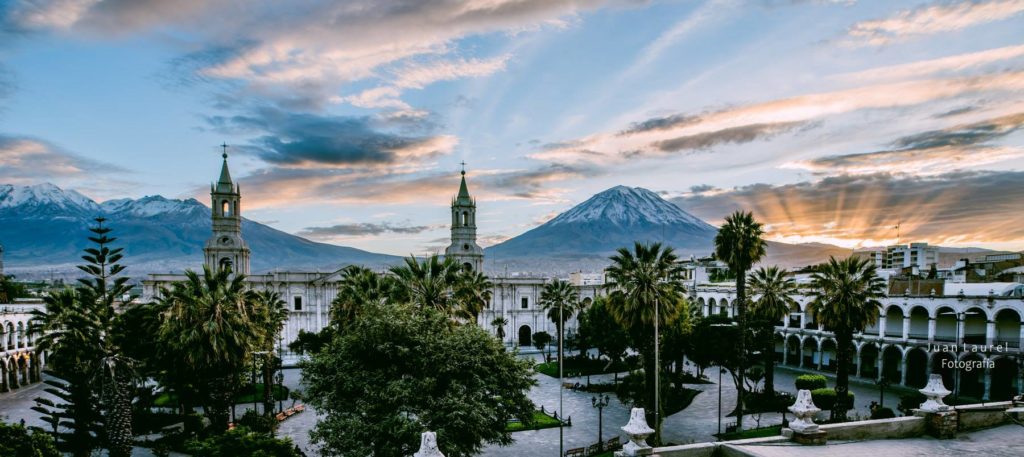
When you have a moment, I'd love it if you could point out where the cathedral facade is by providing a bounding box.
[141,155,604,357]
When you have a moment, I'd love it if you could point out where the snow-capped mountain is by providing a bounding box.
[486,186,719,265]
[484,185,854,273]
[0,183,400,279]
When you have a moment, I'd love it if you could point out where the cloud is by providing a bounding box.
[531,71,1024,165]
[207,107,456,168]
[0,133,133,197]
[846,0,1024,46]
[229,161,599,210]
[669,171,1024,248]
[392,54,511,89]
[649,121,809,153]
[297,221,437,239]
[786,112,1024,175]
[837,44,1024,83]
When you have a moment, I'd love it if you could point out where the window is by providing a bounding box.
[521,297,528,309]
[294,296,303,311]
[222,200,230,216]
[462,211,469,226]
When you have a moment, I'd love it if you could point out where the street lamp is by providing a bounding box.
[876,375,890,408]
[559,298,564,457]
[654,296,660,443]
[592,394,610,451]
[717,367,725,440]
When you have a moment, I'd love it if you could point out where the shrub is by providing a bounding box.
[184,426,302,457]
[897,392,927,416]
[870,407,896,419]
[0,422,61,457]
[237,410,277,434]
[810,388,854,410]
[795,374,827,391]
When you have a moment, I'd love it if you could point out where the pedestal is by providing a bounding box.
[917,409,958,439]
[791,429,828,445]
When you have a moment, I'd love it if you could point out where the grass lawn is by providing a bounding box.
[506,410,563,432]
[664,387,702,416]
[153,384,289,407]
[535,358,630,378]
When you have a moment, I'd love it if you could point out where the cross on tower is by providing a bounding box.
[460,160,466,175]
[221,142,229,159]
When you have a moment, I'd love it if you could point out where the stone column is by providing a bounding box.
[783,339,789,366]
[799,340,806,368]
[816,339,823,371]
[783,314,790,328]
[986,321,995,346]
[928,318,937,341]
[983,360,992,400]
[877,346,885,382]
[903,316,911,340]
[900,351,908,386]
[957,319,966,345]
[879,314,887,338]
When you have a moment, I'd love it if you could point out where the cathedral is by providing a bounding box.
[142,154,604,357]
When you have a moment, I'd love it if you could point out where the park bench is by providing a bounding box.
[564,447,585,457]
[586,443,601,455]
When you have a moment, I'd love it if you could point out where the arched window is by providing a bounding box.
[222,200,230,216]
[462,211,469,226]
[219,257,233,272]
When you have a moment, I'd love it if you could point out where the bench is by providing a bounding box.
[564,447,585,457]
[586,443,602,455]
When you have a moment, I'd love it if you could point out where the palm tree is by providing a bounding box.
[807,256,885,420]
[605,242,686,444]
[539,279,580,366]
[331,265,393,328]
[714,211,767,429]
[250,289,287,414]
[491,317,509,342]
[390,255,461,313]
[158,265,261,431]
[747,266,799,397]
[454,269,493,322]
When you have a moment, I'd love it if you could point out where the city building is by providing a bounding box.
[0,298,45,392]
[141,155,604,355]
[872,242,940,275]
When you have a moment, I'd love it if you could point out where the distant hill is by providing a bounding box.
[0,183,401,280]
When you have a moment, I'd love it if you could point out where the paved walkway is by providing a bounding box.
[733,424,1024,457]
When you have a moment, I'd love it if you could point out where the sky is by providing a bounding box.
[1,0,1023,256]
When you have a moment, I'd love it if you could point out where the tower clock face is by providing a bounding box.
[220,236,232,246]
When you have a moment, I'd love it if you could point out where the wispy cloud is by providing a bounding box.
[532,71,1024,165]
[670,170,1024,248]
[837,44,1024,82]
[207,107,456,168]
[0,133,133,198]
[298,221,439,240]
[786,112,1024,175]
[845,0,1024,46]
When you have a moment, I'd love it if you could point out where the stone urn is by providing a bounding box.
[918,374,952,412]
[788,389,821,433]
[619,407,655,456]
[413,431,444,457]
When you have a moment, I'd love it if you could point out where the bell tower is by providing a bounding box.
[204,144,251,275]
[445,164,484,271]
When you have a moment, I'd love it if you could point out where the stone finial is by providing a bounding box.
[788,389,821,433]
[619,407,654,456]
[919,374,952,412]
[413,431,444,457]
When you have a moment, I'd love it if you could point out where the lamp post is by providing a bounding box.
[559,298,564,457]
[252,351,268,414]
[592,394,610,451]
[876,375,890,408]
[654,296,660,443]
[277,331,285,413]
[717,367,725,440]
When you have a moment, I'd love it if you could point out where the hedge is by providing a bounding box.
[810,388,854,410]
[795,374,828,391]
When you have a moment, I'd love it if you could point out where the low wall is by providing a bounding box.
[651,436,787,457]
[817,415,925,440]
[955,401,1013,431]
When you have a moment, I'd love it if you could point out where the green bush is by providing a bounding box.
[237,410,278,434]
[810,388,854,410]
[795,374,827,391]
[897,392,926,415]
[184,426,302,457]
[0,422,61,457]
[870,407,896,419]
